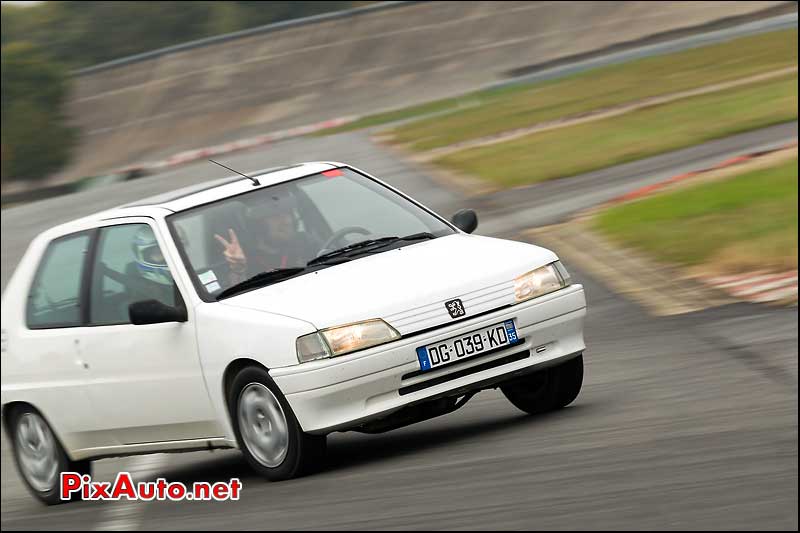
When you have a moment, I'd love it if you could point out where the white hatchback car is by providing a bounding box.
[1,162,586,504]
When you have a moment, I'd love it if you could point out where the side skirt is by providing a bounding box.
[70,437,238,461]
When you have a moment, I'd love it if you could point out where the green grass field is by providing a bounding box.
[594,158,798,274]
[434,74,797,187]
[317,29,797,144]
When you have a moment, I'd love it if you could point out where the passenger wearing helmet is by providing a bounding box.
[132,227,173,286]
[215,189,312,286]
[127,226,177,304]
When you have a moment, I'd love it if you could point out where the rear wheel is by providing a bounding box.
[9,405,91,505]
[228,366,326,481]
[501,354,583,414]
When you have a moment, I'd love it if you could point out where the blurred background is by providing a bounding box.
[1,1,797,530]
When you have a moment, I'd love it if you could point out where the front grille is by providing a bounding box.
[385,280,514,335]
[398,349,530,396]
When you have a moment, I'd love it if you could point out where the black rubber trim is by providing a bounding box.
[80,228,100,326]
[402,339,525,380]
[400,304,514,340]
[399,350,530,395]
[315,351,584,434]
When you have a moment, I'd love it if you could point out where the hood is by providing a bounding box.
[220,234,557,335]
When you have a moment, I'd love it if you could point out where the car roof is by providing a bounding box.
[120,161,340,212]
[40,161,343,240]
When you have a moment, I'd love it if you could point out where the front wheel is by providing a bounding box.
[553,354,584,409]
[9,405,91,505]
[501,354,584,415]
[228,366,326,481]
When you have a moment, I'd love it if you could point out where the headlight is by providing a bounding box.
[514,262,570,303]
[296,319,400,363]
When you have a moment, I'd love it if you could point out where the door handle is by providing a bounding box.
[73,338,89,369]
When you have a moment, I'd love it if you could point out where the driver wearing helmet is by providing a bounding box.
[214,189,311,286]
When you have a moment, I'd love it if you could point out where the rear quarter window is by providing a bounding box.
[26,233,91,329]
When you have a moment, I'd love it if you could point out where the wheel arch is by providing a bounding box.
[222,358,271,420]
[1,400,78,461]
[2,400,29,433]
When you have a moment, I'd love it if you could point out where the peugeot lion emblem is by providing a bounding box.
[445,298,466,319]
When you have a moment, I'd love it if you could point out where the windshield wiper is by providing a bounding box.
[216,267,306,300]
[307,232,436,267]
[216,233,438,298]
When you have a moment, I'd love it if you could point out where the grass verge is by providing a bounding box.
[434,74,797,187]
[316,29,797,144]
[593,158,798,274]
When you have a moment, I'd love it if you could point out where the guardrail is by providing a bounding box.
[486,10,798,91]
[73,1,419,76]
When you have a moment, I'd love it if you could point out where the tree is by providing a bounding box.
[2,2,365,70]
[1,1,366,183]
[1,42,76,183]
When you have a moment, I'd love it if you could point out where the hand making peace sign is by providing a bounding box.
[214,228,247,273]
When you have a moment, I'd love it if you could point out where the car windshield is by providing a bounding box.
[167,167,455,300]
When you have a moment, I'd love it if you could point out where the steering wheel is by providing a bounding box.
[318,226,372,256]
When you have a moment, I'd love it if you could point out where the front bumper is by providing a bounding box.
[271,284,587,434]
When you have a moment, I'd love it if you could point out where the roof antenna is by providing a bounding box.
[209,159,260,186]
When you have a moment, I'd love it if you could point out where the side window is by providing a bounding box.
[89,224,178,326]
[27,233,91,329]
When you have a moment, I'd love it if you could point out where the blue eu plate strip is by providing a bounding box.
[504,320,518,343]
[416,346,431,372]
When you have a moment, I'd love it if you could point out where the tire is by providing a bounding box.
[501,354,583,415]
[554,354,584,409]
[501,366,559,415]
[8,405,91,505]
[228,366,326,481]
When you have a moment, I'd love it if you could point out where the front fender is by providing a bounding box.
[194,302,317,440]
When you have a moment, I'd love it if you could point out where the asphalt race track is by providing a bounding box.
[1,124,798,530]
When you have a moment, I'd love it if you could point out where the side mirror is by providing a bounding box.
[129,300,187,325]
[451,209,478,234]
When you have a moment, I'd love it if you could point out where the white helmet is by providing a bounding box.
[131,226,172,286]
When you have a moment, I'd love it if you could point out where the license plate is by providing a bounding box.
[416,320,520,372]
